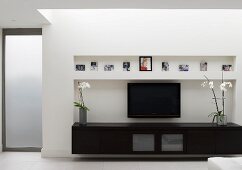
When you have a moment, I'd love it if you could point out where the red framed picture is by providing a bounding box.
[139,56,152,71]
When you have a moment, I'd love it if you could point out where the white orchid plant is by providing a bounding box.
[74,82,90,111]
[201,72,232,122]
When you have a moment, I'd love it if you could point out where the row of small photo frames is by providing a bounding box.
[75,56,233,72]
[199,61,232,71]
[75,61,130,71]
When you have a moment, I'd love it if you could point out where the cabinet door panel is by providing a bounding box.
[161,134,183,152]
[160,131,186,154]
[216,130,242,154]
[131,131,158,154]
[72,130,100,154]
[100,131,131,154]
[133,134,155,152]
[187,130,215,154]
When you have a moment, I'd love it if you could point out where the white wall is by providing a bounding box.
[42,9,242,157]
[0,28,2,152]
[74,80,233,123]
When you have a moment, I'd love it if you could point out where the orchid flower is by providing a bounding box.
[201,81,208,87]
[74,82,90,111]
[201,81,214,89]
[220,82,232,92]
[202,76,220,119]
[202,73,233,124]
[78,82,91,90]
[209,81,214,89]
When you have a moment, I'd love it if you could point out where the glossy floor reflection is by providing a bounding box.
[0,152,207,170]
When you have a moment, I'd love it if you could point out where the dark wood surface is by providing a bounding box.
[187,130,215,154]
[100,131,131,154]
[73,122,240,127]
[72,130,100,154]
[73,122,241,129]
[216,130,242,154]
[72,122,242,155]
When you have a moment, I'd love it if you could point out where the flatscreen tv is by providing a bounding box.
[128,83,181,118]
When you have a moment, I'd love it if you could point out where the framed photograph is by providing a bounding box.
[123,62,130,71]
[75,64,85,71]
[222,65,232,71]
[162,62,169,71]
[200,61,208,71]
[179,64,189,71]
[139,56,152,71]
[90,61,98,71]
[104,64,114,71]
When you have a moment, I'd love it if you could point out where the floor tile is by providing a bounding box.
[0,152,208,170]
[103,161,139,170]
[65,161,103,170]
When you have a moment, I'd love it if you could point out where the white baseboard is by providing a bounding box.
[41,148,74,158]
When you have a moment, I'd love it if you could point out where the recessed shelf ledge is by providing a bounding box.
[73,71,237,80]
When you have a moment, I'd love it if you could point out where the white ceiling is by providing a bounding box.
[1,0,242,28]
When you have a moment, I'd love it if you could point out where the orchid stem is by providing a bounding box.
[204,76,220,113]
[222,71,225,116]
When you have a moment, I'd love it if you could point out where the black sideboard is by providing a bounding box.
[72,122,242,155]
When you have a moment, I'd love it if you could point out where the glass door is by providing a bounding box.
[3,29,42,151]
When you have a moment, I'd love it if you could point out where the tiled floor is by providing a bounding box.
[0,152,208,170]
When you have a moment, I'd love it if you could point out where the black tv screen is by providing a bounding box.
[128,83,181,118]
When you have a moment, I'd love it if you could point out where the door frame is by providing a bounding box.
[2,28,42,151]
